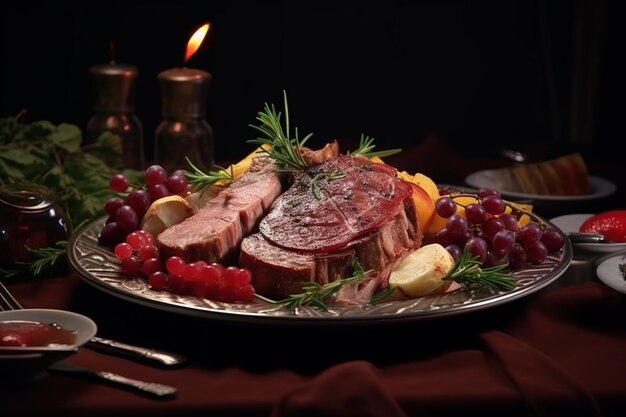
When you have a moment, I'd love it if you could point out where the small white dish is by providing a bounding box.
[465,171,616,202]
[550,214,626,254]
[0,309,97,384]
[596,251,626,294]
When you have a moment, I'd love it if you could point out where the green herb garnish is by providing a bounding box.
[21,241,68,277]
[445,248,516,292]
[247,91,311,172]
[256,259,372,311]
[184,157,233,194]
[310,171,346,200]
[619,261,626,281]
[348,134,402,159]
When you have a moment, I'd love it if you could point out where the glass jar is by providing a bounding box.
[154,68,214,173]
[0,184,71,271]
[84,63,145,170]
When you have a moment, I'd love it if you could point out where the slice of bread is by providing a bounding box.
[491,153,590,196]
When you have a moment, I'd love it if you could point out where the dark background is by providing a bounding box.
[0,0,616,185]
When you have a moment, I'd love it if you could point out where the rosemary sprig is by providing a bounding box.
[348,134,402,159]
[184,157,233,194]
[247,91,312,172]
[16,241,68,278]
[370,285,397,304]
[445,248,516,291]
[256,259,372,311]
[310,171,346,200]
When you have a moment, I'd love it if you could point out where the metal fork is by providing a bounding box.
[0,281,186,367]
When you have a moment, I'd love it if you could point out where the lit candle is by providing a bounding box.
[155,23,214,173]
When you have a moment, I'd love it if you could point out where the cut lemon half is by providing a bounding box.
[141,195,194,237]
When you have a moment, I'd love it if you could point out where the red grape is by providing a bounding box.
[148,271,168,290]
[541,228,565,252]
[477,188,501,199]
[126,189,151,217]
[145,165,167,186]
[114,242,133,261]
[435,196,457,218]
[446,214,468,238]
[519,223,543,247]
[481,195,505,215]
[466,237,488,264]
[166,256,186,275]
[465,203,486,225]
[104,197,125,217]
[109,174,129,192]
[115,205,139,233]
[99,221,124,246]
[148,184,170,202]
[526,241,548,264]
[166,173,189,194]
[492,230,515,255]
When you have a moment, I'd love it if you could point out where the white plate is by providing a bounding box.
[596,251,626,294]
[465,171,616,202]
[550,214,626,254]
[67,217,572,325]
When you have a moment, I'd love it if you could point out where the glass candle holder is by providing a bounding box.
[154,68,214,173]
[85,63,145,170]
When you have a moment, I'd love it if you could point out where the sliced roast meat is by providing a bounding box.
[259,155,414,252]
[240,155,421,300]
[157,156,282,264]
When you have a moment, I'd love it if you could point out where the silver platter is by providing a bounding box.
[68,217,572,326]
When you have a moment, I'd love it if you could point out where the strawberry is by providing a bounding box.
[579,210,626,243]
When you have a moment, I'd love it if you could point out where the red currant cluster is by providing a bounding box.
[99,165,189,247]
[431,188,564,268]
[113,231,255,303]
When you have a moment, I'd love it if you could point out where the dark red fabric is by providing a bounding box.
[1,272,625,417]
[271,361,408,417]
[481,330,603,417]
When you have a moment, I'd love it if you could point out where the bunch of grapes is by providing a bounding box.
[113,231,254,303]
[99,165,189,247]
[430,188,564,268]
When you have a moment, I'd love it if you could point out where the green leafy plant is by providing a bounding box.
[0,113,141,277]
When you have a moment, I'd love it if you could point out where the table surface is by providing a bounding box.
[1,247,625,417]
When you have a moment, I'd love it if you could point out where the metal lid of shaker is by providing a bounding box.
[157,68,211,119]
[89,63,139,113]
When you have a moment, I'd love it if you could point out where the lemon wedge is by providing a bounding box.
[389,243,455,298]
[141,195,194,237]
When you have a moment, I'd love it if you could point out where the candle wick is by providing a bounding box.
[109,41,117,65]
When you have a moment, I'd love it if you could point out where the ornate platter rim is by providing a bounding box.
[68,217,573,326]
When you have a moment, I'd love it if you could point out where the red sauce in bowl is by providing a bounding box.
[0,320,77,347]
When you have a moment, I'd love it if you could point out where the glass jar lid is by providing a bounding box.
[0,183,56,211]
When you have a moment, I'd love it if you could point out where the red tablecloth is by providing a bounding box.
[1,264,625,417]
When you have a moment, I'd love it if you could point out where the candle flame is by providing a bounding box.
[184,23,210,64]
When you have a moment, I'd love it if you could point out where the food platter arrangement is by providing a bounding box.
[69,93,575,324]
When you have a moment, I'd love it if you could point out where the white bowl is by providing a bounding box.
[0,309,97,384]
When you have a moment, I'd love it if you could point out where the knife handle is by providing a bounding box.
[89,336,186,367]
[98,371,178,398]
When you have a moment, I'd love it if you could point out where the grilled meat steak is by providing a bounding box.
[241,155,421,299]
